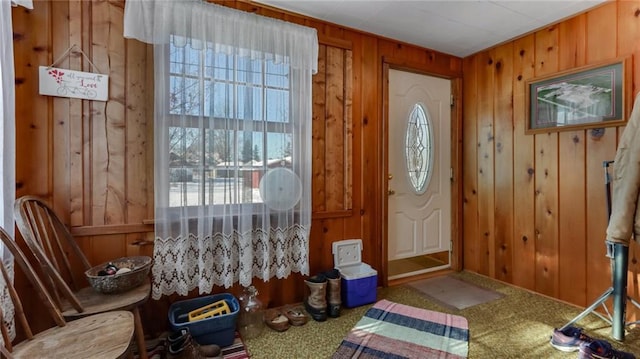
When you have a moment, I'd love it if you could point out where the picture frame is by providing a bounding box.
[525,56,631,134]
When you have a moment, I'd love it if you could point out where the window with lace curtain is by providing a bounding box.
[167,35,293,208]
[124,0,317,299]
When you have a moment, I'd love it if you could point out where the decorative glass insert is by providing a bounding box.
[405,103,433,194]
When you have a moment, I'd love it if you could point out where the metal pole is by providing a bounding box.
[612,242,629,341]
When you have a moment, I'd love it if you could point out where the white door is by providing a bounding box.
[387,69,451,264]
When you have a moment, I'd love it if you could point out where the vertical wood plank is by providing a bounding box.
[462,56,479,273]
[586,3,618,63]
[105,2,126,224]
[125,38,149,256]
[533,26,559,298]
[14,0,51,199]
[557,129,587,306]
[312,45,327,213]
[344,50,353,211]
[533,131,559,298]
[360,34,380,270]
[88,0,126,255]
[558,15,586,71]
[535,26,559,78]
[617,1,640,64]
[69,0,84,227]
[493,43,514,282]
[451,76,463,271]
[81,0,93,225]
[557,15,588,306]
[342,34,360,239]
[512,34,536,291]
[476,49,495,277]
[90,0,109,226]
[325,46,346,211]
[51,0,71,220]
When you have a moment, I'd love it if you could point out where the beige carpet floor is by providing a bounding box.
[243,271,640,358]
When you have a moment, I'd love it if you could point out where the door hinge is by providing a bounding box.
[450,167,454,181]
[450,94,454,107]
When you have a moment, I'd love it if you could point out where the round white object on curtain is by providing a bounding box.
[259,167,302,211]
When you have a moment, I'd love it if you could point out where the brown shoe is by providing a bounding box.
[264,308,290,332]
[167,336,201,359]
[283,305,309,326]
[167,329,222,359]
[197,341,222,359]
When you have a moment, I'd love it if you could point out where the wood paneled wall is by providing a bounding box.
[463,0,640,316]
[11,0,462,335]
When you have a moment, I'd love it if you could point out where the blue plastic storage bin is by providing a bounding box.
[168,293,239,347]
[333,239,378,308]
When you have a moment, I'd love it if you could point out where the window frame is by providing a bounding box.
[164,36,296,210]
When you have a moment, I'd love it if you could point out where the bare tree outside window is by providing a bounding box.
[167,35,292,206]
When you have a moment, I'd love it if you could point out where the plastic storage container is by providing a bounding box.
[168,293,240,347]
[332,239,378,308]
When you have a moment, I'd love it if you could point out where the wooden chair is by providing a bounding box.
[0,225,134,358]
[14,196,150,359]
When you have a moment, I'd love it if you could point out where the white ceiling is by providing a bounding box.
[254,0,607,57]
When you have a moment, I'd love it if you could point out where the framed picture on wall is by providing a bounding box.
[526,56,632,134]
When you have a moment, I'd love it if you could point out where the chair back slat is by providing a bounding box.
[33,203,78,290]
[29,203,63,277]
[20,202,64,308]
[16,200,65,309]
[14,197,88,314]
[19,199,89,282]
[0,226,68,346]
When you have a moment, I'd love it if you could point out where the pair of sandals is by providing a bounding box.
[264,306,309,332]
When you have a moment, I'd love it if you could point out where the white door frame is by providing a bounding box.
[380,60,462,287]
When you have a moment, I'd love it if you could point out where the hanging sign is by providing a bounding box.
[39,66,108,101]
[38,44,109,101]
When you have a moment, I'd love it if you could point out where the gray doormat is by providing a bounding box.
[407,275,504,310]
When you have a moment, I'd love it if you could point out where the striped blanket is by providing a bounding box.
[333,300,469,359]
[222,332,249,359]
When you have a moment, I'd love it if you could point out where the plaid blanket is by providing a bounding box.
[333,300,469,359]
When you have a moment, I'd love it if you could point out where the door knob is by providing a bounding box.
[388,189,396,195]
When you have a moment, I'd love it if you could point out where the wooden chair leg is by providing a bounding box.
[132,307,148,359]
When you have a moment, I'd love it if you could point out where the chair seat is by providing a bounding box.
[61,280,151,319]
[12,311,134,359]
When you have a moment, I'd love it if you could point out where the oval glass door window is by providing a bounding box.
[405,103,434,194]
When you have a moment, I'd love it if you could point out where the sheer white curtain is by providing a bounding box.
[124,0,317,299]
[1,0,32,341]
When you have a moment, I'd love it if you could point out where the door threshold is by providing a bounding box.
[388,263,450,281]
[388,267,454,287]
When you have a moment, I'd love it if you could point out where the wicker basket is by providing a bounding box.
[85,256,152,294]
